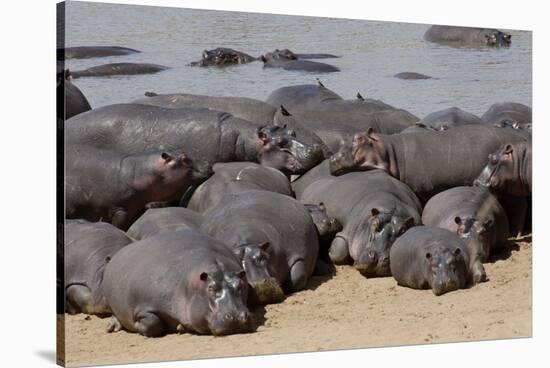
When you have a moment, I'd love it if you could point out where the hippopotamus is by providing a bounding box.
[201,190,319,299]
[65,104,324,175]
[133,92,330,156]
[422,186,509,284]
[58,70,91,119]
[303,203,342,240]
[291,159,332,199]
[69,63,169,78]
[424,25,512,47]
[481,102,532,130]
[301,170,422,277]
[419,107,483,130]
[260,52,340,73]
[189,48,257,67]
[58,46,140,59]
[329,125,529,202]
[390,226,471,296]
[400,122,446,134]
[103,229,254,336]
[281,104,418,152]
[65,220,133,315]
[265,83,343,111]
[268,49,340,60]
[65,145,211,230]
[474,142,532,237]
[475,141,532,197]
[394,72,435,80]
[126,207,203,240]
[187,162,293,213]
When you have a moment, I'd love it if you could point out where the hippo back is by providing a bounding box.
[126,207,203,240]
[266,84,343,111]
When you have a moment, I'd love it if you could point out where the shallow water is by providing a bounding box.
[64,1,532,118]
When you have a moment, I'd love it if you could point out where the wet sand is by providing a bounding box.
[61,236,531,367]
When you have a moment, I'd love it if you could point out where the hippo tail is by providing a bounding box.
[144,91,158,97]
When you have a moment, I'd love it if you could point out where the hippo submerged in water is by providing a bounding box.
[103,229,254,336]
[65,220,133,315]
[394,72,435,80]
[261,51,340,73]
[189,47,339,67]
[58,46,140,60]
[424,25,512,47]
[68,63,169,78]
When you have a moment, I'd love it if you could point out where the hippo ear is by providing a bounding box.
[425,252,432,260]
[237,270,247,279]
[199,272,208,282]
[504,144,514,154]
[356,92,364,101]
[371,208,380,217]
[453,248,462,257]
[202,50,209,59]
[259,242,270,251]
[161,152,174,163]
[280,105,291,116]
[257,127,271,144]
[366,127,379,142]
[260,55,267,62]
[353,133,366,146]
[454,216,462,225]
[319,202,326,211]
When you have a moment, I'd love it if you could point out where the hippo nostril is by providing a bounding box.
[239,311,250,322]
[367,250,377,263]
[223,313,235,323]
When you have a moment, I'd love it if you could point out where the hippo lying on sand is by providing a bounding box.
[475,141,532,197]
[65,145,211,230]
[187,162,293,214]
[103,229,254,336]
[329,125,529,202]
[65,220,133,315]
[59,46,140,59]
[424,25,511,47]
[126,207,203,240]
[65,104,324,175]
[69,63,169,78]
[390,226,471,296]
[422,186,509,284]
[301,171,422,277]
[201,190,319,300]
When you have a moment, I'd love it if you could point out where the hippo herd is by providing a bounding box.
[59,24,531,338]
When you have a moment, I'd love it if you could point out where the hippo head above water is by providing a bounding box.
[194,267,254,335]
[474,143,531,197]
[329,128,390,176]
[233,242,285,305]
[353,208,415,277]
[189,48,256,67]
[485,31,512,47]
[256,125,324,176]
[270,49,298,60]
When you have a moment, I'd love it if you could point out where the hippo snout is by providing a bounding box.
[248,278,285,305]
[212,311,255,336]
[432,279,459,296]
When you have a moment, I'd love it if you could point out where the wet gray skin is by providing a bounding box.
[189,48,257,67]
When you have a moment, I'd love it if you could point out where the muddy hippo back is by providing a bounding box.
[390,226,470,296]
[188,162,293,213]
[126,207,203,240]
[65,220,133,315]
[103,229,253,336]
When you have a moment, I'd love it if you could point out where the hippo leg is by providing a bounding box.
[110,207,129,230]
[329,235,351,265]
[313,258,331,276]
[134,311,165,337]
[470,261,487,284]
[65,284,92,314]
[107,316,123,333]
[285,259,308,292]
